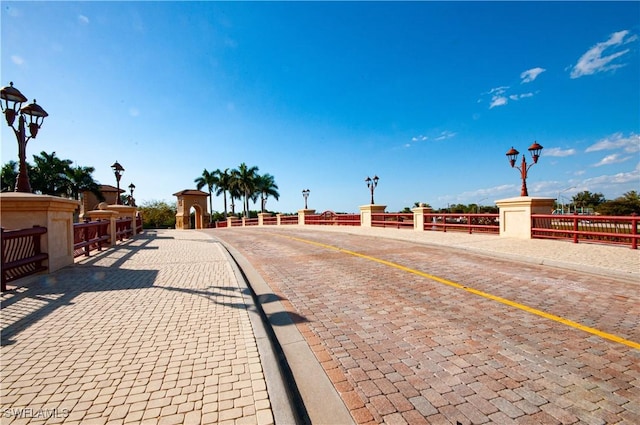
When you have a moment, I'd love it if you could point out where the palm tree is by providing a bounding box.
[213,168,232,219]
[231,163,259,218]
[194,169,219,223]
[65,165,102,201]
[253,173,280,213]
[1,161,18,192]
[30,151,73,196]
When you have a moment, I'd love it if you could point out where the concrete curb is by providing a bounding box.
[213,235,355,425]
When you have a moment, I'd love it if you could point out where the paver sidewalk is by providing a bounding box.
[1,230,274,425]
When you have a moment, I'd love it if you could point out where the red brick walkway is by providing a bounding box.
[210,227,640,425]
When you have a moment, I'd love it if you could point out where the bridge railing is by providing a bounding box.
[1,226,48,291]
[212,208,636,249]
[423,213,500,234]
[532,213,639,249]
[372,213,414,229]
[73,220,111,258]
[305,212,361,226]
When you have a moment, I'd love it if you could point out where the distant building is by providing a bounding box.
[80,184,123,216]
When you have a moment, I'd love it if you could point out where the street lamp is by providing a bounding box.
[111,161,124,205]
[128,183,136,206]
[365,175,379,204]
[302,189,310,209]
[506,142,543,197]
[1,82,48,192]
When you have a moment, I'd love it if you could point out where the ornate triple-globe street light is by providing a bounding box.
[111,161,125,205]
[302,189,310,209]
[506,142,543,197]
[0,82,49,193]
[365,175,379,204]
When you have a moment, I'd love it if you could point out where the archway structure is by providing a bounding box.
[173,189,210,230]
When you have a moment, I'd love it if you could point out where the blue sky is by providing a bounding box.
[2,1,639,213]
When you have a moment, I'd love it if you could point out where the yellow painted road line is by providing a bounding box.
[282,234,640,351]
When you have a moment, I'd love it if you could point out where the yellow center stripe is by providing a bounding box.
[283,234,640,351]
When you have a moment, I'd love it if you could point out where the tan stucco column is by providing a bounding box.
[359,204,386,227]
[495,196,555,238]
[297,209,316,225]
[0,193,80,273]
[411,205,433,231]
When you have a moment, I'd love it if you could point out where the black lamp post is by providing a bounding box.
[128,183,136,206]
[111,161,124,204]
[1,82,48,193]
[302,189,310,209]
[365,175,379,204]
[506,142,543,197]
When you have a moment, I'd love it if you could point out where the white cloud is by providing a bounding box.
[411,135,428,142]
[520,67,546,83]
[509,92,534,101]
[11,55,24,65]
[78,14,90,25]
[586,132,640,153]
[570,30,638,78]
[593,153,631,167]
[486,85,536,109]
[545,147,576,157]
[582,166,640,186]
[434,131,456,141]
[490,96,508,109]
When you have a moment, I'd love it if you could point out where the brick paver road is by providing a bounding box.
[1,230,274,425]
[210,227,640,425]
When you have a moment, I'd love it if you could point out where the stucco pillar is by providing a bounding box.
[297,209,316,225]
[495,196,555,238]
[411,205,433,231]
[359,205,386,227]
[0,193,80,273]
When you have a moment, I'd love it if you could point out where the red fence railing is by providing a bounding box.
[243,218,258,226]
[1,226,48,291]
[305,211,361,226]
[423,213,500,234]
[73,220,110,258]
[532,213,639,249]
[372,213,414,229]
[136,216,143,234]
[263,216,278,225]
[116,217,133,241]
[280,215,299,225]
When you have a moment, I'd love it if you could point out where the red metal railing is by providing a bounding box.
[372,213,414,229]
[532,213,639,249]
[245,218,259,226]
[263,216,278,225]
[215,220,228,228]
[280,215,299,225]
[305,211,361,226]
[73,220,110,258]
[115,217,133,241]
[136,215,143,233]
[1,226,48,291]
[423,213,500,234]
